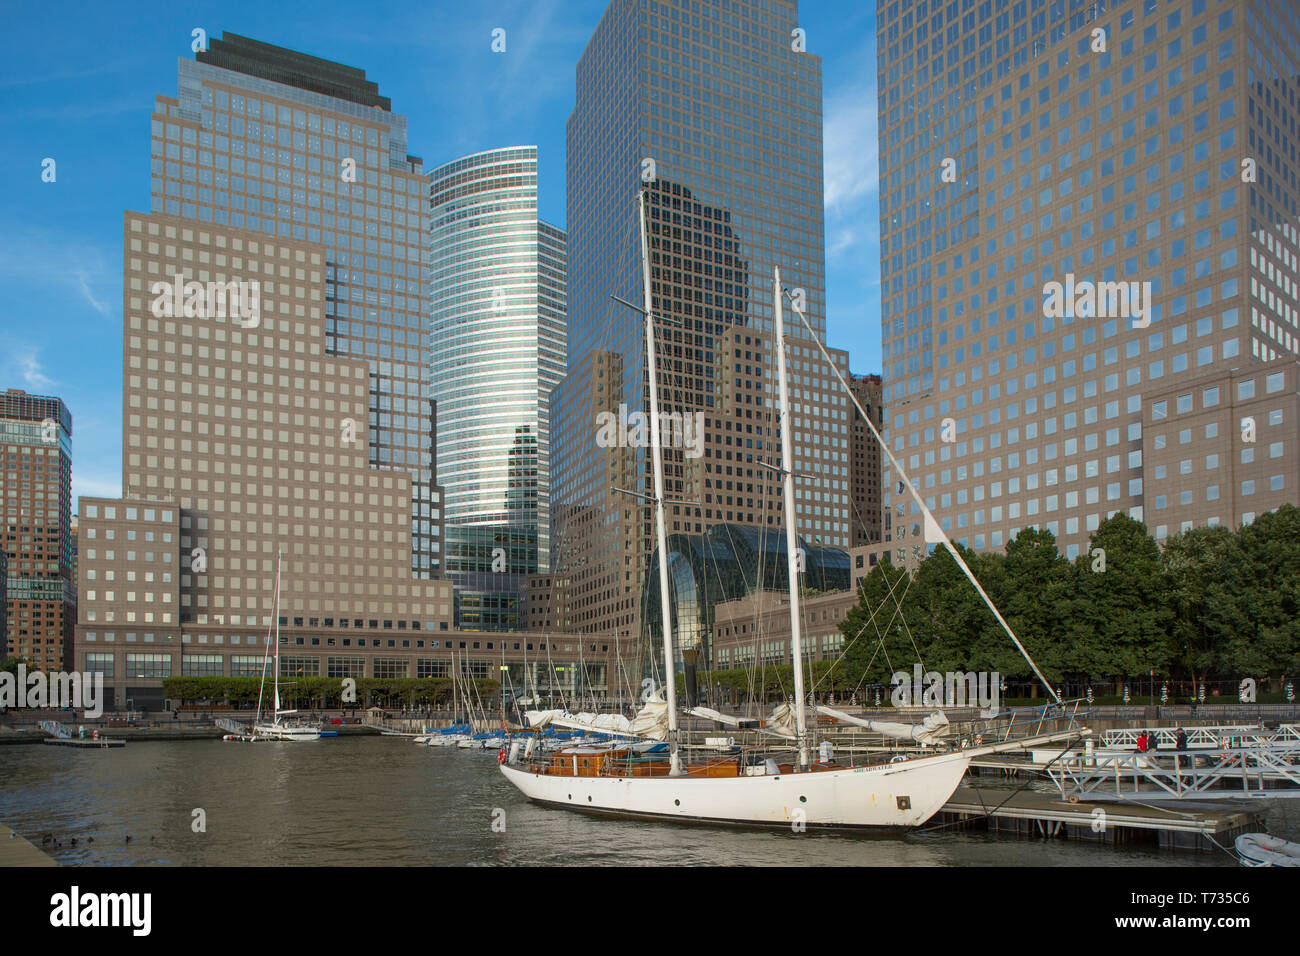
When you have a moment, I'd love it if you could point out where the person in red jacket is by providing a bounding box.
[1136,731,1149,753]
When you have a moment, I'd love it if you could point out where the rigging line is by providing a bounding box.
[917,739,1077,835]
[811,561,913,694]
[785,297,1062,708]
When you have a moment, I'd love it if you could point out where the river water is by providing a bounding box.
[2,737,1294,866]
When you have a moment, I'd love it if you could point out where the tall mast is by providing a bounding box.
[254,580,273,728]
[638,191,683,776]
[774,267,810,770]
[273,550,282,720]
[783,293,1063,707]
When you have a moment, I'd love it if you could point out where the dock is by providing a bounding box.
[934,786,1261,852]
[42,737,125,748]
[0,823,58,867]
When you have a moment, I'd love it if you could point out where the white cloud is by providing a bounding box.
[3,346,55,391]
[0,228,116,319]
[823,83,879,213]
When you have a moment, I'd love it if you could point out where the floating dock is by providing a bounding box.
[42,737,125,748]
[934,786,1262,852]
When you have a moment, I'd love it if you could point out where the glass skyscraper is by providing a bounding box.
[428,147,566,630]
[876,0,1300,562]
[551,0,846,640]
[155,33,441,574]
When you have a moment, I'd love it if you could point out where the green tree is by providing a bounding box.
[836,559,912,688]
[1228,504,1300,684]
[976,526,1070,683]
[1066,514,1172,681]
[1161,524,1244,686]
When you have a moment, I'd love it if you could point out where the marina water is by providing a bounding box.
[3,738,1297,866]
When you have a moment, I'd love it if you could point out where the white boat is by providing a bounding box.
[500,194,1073,828]
[249,552,319,742]
[427,734,471,748]
[500,746,971,828]
[1237,832,1300,867]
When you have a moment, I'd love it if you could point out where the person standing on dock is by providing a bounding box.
[1175,728,1188,771]
[1136,731,1149,753]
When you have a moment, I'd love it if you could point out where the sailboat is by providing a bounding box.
[250,552,320,742]
[499,190,1080,827]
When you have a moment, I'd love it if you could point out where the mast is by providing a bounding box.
[638,191,684,776]
[272,550,282,722]
[783,292,1063,707]
[774,266,810,770]
[254,582,273,729]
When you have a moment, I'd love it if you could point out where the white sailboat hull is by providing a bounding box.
[252,723,321,741]
[500,751,971,828]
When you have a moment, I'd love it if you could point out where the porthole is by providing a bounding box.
[799,795,807,803]
[674,799,680,806]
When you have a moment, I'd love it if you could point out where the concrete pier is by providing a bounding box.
[0,823,58,867]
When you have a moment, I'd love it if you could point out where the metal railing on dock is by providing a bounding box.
[1050,741,1300,801]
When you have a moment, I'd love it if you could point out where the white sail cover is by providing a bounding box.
[766,703,799,739]
[815,706,952,745]
[687,706,742,727]
[523,692,669,741]
[626,692,669,740]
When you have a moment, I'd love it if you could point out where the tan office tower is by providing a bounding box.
[73,213,455,710]
[550,0,850,646]
[876,0,1300,560]
[70,34,465,710]
[0,390,75,670]
[849,373,885,546]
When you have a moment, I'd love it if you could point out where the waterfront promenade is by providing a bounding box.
[0,823,57,866]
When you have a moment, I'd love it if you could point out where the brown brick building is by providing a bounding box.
[0,389,76,670]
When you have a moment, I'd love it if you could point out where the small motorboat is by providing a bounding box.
[1236,832,1300,867]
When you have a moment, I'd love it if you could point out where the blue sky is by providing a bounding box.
[0,0,880,512]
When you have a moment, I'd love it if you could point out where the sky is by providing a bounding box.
[0,0,880,513]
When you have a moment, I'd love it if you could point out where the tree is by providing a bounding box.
[904,543,996,675]
[836,559,912,688]
[1161,524,1244,687]
[976,527,1070,683]
[1228,504,1300,685]
[1066,514,1172,681]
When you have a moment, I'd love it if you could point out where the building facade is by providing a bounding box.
[428,146,566,630]
[551,0,846,651]
[0,389,75,670]
[875,0,1300,560]
[71,35,469,710]
[169,32,443,575]
[849,373,885,546]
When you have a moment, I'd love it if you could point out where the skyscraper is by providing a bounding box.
[849,373,884,547]
[428,147,566,630]
[876,0,1300,561]
[173,32,442,574]
[550,0,849,644]
[72,34,460,710]
[0,389,75,671]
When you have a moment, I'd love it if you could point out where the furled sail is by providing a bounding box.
[523,692,669,741]
[686,706,742,727]
[765,703,798,739]
[815,706,951,746]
